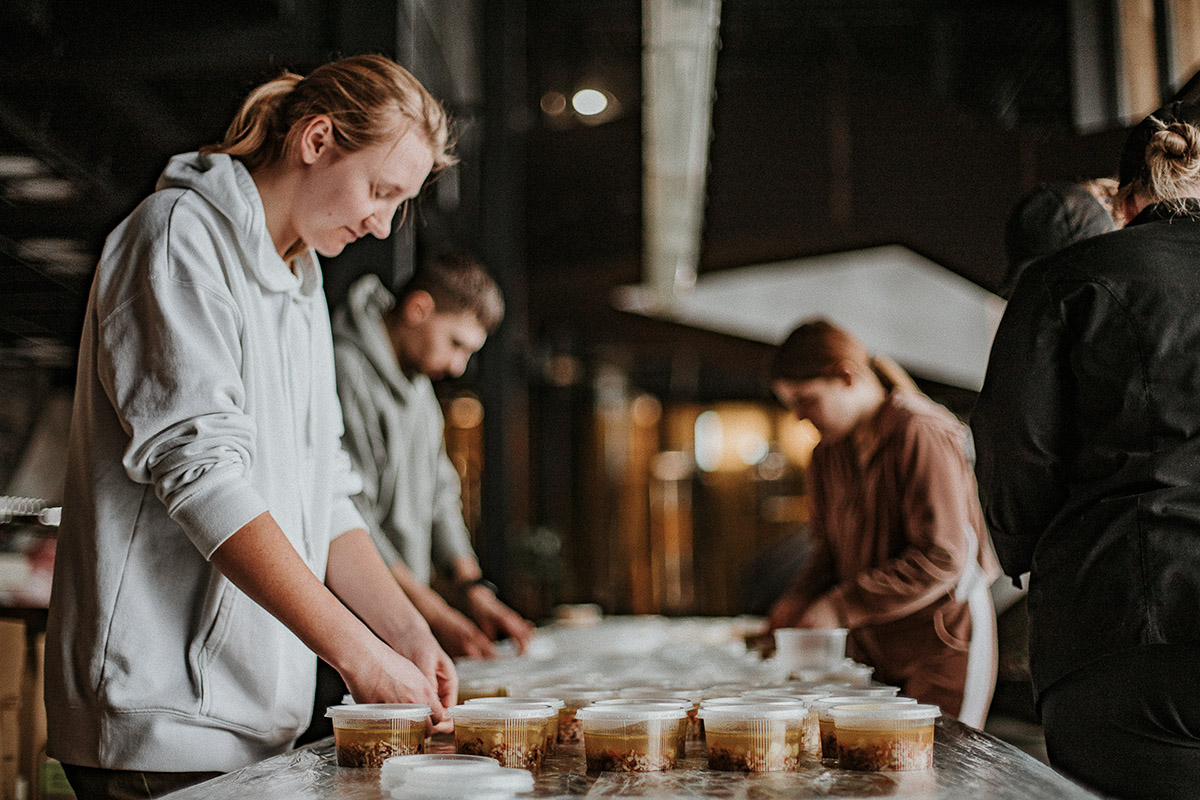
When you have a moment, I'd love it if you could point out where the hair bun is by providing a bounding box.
[1142,120,1200,196]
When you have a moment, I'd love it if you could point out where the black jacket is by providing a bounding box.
[972,200,1200,697]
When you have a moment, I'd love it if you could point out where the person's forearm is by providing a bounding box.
[389,555,456,621]
[209,511,380,674]
[449,554,483,586]
[326,528,435,650]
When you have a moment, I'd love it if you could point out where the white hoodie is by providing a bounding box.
[46,152,366,771]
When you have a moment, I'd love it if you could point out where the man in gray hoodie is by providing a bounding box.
[332,253,534,658]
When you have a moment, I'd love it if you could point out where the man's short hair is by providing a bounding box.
[396,251,505,333]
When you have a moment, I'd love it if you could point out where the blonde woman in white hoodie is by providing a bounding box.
[47,54,457,798]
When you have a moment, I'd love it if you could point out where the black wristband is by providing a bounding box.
[460,577,498,594]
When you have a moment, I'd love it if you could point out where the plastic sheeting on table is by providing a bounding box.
[160,717,1100,799]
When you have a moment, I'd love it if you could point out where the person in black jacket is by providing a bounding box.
[971,100,1200,800]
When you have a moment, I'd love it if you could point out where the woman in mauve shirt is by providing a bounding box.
[766,319,998,727]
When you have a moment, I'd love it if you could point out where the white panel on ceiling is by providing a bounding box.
[615,244,1006,391]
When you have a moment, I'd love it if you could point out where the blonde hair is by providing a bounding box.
[201,54,456,174]
[1116,116,1200,215]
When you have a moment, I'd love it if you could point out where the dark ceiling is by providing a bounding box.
[0,0,1141,402]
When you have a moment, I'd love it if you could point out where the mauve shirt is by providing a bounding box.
[790,391,999,704]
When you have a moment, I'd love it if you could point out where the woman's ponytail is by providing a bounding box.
[201,73,302,172]
[868,354,920,394]
[201,55,454,175]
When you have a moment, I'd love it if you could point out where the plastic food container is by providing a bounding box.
[325,704,430,767]
[456,677,510,704]
[773,628,848,673]
[526,685,617,746]
[812,695,916,760]
[592,698,691,758]
[697,701,815,771]
[618,685,705,740]
[791,660,875,686]
[716,694,824,756]
[464,696,566,753]
[447,702,557,770]
[830,703,940,771]
[574,702,690,772]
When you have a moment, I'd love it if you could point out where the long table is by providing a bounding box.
[161,617,1101,799]
[161,716,1099,799]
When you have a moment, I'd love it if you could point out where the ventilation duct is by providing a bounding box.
[641,0,721,306]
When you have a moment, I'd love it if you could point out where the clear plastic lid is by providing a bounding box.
[382,753,498,774]
[697,702,810,722]
[828,702,939,723]
[617,685,704,702]
[381,755,502,789]
[525,684,616,705]
[812,695,916,718]
[740,688,831,704]
[699,696,807,710]
[574,702,690,722]
[395,764,535,796]
[700,683,756,699]
[324,703,431,722]
[593,697,693,710]
[446,701,558,722]
[813,685,900,697]
[464,695,565,710]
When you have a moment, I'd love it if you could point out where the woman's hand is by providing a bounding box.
[371,608,458,722]
[767,592,808,632]
[796,595,843,629]
[336,636,451,733]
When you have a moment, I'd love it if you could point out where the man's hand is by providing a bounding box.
[464,585,535,653]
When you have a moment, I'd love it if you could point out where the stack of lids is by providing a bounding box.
[380,754,535,799]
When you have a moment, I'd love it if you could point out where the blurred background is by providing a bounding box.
[1,0,1197,773]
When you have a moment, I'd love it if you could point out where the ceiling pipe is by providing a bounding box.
[641,0,721,308]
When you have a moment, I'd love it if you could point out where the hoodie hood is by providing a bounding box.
[333,273,415,401]
[157,152,320,296]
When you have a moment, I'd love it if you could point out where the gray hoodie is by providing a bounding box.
[332,274,476,585]
[46,152,366,771]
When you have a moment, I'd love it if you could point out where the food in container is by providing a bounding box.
[464,696,566,753]
[592,698,691,758]
[812,695,916,760]
[526,684,616,746]
[325,703,430,767]
[830,703,940,771]
[617,685,704,740]
[456,678,510,703]
[574,702,690,772]
[447,702,557,770]
[729,692,826,755]
[697,701,814,772]
[698,696,820,754]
